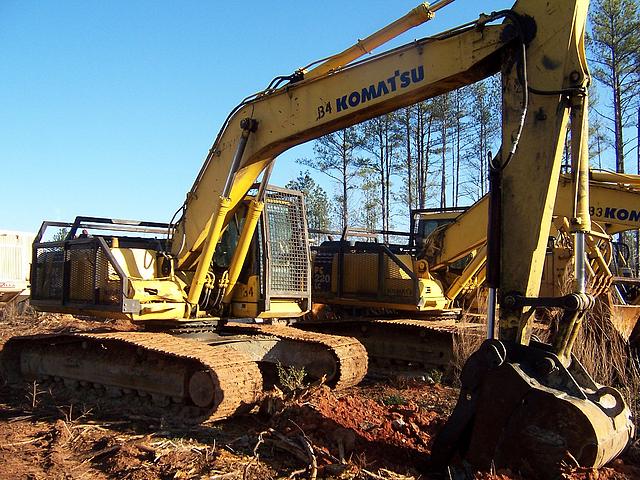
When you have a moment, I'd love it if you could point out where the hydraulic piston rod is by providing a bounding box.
[186,119,258,315]
[304,1,453,80]
[222,162,275,304]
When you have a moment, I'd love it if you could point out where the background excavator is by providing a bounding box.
[306,170,640,375]
[312,171,640,310]
[312,170,640,309]
[1,0,634,476]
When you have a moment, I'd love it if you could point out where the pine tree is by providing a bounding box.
[588,0,640,173]
[361,113,402,240]
[465,78,500,200]
[285,171,331,233]
[414,100,435,208]
[356,167,380,232]
[298,127,364,229]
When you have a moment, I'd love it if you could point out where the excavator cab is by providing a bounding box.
[225,186,311,319]
[611,241,640,301]
[411,208,467,249]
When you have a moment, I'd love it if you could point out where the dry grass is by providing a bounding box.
[0,302,19,322]
[557,269,640,417]
[451,318,485,384]
[451,286,640,419]
[451,291,488,383]
[0,300,37,325]
[571,301,640,417]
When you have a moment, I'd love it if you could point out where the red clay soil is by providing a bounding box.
[1,308,639,479]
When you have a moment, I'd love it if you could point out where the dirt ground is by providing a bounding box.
[1,308,639,480]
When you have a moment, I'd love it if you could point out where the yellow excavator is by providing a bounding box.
[306,171,640,378]
[1,0,634,475]
[312,170,640,313]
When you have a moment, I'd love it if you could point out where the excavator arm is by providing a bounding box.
[428,172,640,269]
[422,172,640,301]
[430,2,635,470]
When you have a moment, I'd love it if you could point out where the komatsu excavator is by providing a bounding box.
[1,0,634,475]
[306,171,640,376]
[312,170,640,313]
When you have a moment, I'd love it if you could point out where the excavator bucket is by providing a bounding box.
[432,339,634,478]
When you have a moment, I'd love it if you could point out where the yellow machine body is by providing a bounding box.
[20,0,636,473]
[31,187,312,323]
[315,250,448,311]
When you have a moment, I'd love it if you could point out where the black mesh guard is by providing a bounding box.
[263,189,311,298]
[31,239,123,310]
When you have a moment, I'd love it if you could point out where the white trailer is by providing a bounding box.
[0,230,36,306]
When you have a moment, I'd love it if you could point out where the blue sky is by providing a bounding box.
[8,0,618,234]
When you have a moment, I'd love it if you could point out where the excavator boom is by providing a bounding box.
[173,22,509,273]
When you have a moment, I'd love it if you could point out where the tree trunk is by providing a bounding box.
[342,135,348,229]
[404,108,413,216]
[440,114,447,209]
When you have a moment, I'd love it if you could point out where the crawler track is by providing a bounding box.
[1,331,263,423]
[297,317,484,375]
[1,326,369,423]
[222,323,368,389]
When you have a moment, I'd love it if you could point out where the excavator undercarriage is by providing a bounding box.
[298,315,479,378]
[3,326,367,423]
[2,190,368,422]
